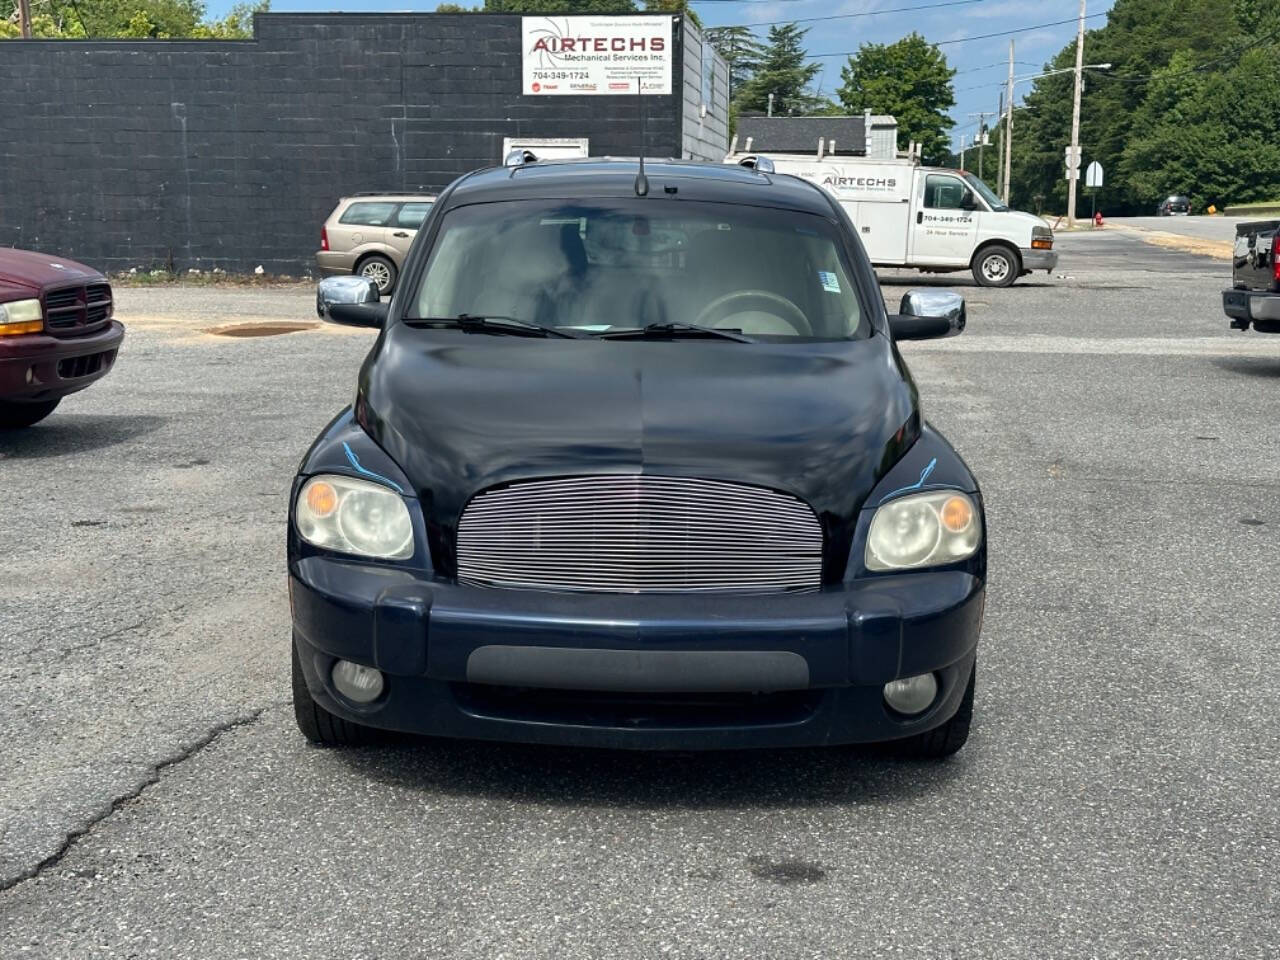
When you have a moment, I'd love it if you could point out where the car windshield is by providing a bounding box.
[963,173,1007,212]
[410,199,869,340]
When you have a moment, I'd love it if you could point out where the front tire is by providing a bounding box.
[972,246,1018,287]
[892,661,975,759]
[357,254,397,296]
[291,639,374,746]
[0,398,60,429]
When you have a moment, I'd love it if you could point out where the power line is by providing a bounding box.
[727,0,987,30]
[1104,25,1280,84]
[807,12,1108,56]
[954,60,1041,75]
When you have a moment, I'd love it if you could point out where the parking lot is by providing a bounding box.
[2,229,1278,958]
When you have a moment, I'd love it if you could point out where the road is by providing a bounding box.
[2,233,1279,958]
[1106,215,1251,244]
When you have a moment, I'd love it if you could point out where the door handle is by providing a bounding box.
[916,212,923,225]
[392,231,410,237]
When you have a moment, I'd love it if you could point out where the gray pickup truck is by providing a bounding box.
[1224,220,1280,332]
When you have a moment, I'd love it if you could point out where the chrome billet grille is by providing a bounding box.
[456,475,823,593]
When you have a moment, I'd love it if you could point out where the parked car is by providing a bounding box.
[315,193,436,295]
[0,248,124,428]
[1157,195,1191,216]
[1223,219,1280,333]
[291,156,986,759]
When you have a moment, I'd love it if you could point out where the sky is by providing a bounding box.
[203,0,1118,151]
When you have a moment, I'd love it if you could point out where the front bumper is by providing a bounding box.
[1224,288,1280,329]
[1021,247,1058,272]
[0,320,125,402]
[290,557,984,750]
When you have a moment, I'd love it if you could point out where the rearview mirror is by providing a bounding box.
[317,275,383,327]
[960,192,978,211]
[889,290,966,341]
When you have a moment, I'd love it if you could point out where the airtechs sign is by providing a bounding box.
[522,15,673,96]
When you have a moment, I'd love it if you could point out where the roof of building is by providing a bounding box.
[735,116,870,154]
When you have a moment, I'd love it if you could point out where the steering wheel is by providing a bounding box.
[694,289,812,336]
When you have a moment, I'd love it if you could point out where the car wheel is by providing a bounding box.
[891,661,975,759]
[357,255,397,296]
[0,398,60,429]
[291,638,374,746]
[972,246,1018,287]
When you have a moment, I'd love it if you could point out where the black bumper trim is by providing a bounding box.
[466,645,810,693]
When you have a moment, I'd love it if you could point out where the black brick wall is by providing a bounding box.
[0,13,685,274]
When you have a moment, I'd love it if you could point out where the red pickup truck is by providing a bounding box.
[0,248,125,428]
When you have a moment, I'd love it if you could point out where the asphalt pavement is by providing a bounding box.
[1105,215,1252,245]
[2,233,1278,958]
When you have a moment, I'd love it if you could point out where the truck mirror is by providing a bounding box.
[317,275,384,326]
[960,193,978,211]
[889,290,966,340]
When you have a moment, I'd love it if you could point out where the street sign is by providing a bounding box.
[1085,161,1104,188]
[1064,145,1081,169]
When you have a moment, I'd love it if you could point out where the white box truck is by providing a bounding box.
[724,149,1057,287]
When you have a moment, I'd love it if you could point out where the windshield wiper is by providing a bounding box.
[598,321,754,343]
[404,314,586,339]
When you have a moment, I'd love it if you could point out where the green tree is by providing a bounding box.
[1004,0,1273,215]
[2,0,267,38]
[735,23,821,116]
[704,24,762,97]
[837,33,954,165]
[645,0,698,27]
[1120,46,1280,210]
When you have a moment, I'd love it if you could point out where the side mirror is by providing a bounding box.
[960,192,978,211]
[889,290,966,341]
[316,275,384,327]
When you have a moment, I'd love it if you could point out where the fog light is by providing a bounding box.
[883,673,938,715]
[331,659,384,704]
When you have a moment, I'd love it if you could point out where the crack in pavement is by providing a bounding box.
[0,707,270,893]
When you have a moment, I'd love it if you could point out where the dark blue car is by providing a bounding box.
[290,156,986,757]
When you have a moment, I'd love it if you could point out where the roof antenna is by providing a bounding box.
[635,78,649,197]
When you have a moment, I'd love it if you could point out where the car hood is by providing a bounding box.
[998,208,1052,232]
[358,328,918,575]
[0,247,103,293]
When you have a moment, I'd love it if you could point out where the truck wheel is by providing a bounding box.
[892,661,975,759]
[292,638,374,746]
[0,398,60,429]
[972,246,1018,287]
[357,255,397,296]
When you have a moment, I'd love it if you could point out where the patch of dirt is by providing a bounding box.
[204,321,318,338]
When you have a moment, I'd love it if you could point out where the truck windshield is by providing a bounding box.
[410,200,869,341]
[963,173,1008,212]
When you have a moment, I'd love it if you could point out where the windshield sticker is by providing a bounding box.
[818,270,841,294]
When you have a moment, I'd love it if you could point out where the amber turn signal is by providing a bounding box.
[0,320,44,336]
[1031,238,1053,250]
[940,495,973,534]
[305,480,339,518]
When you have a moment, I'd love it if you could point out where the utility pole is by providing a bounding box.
[959,134,967,172]
[18,0,32,37]
[1067,0,1087,228]
[967,112,992,181]
[767,93,775,118]
[995,94,1002,191]
[1002,39,1015,204]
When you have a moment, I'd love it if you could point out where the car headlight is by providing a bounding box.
[865,490,980,571]
[0,299,44,336]
[295,474,414,560]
